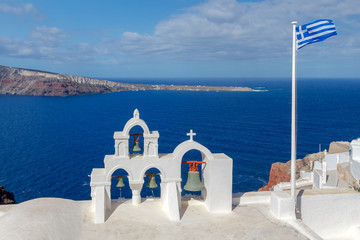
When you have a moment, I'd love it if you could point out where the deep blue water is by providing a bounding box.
[1,78,360,202]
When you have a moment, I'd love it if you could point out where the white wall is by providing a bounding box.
[298,189,360,239]
[312,169,322,189]
[325,152,349,170]
[313,152,349,171]
[204,154,232,213]
[350,158,360,181]
[350,139,360,181]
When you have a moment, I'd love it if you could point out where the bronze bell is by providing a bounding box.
[131,141,141,152]
[184,171,204,192]
[146,175,158,189]
[116,176,125,188]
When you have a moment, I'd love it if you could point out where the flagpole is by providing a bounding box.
[291,21,297,201]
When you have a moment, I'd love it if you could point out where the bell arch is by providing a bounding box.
[109,168,132,200]
[122,109,150,135]
[139,164,167,180]
[172,140,215,206]
[106,165,134,183]
[113,109,159,158]
[122,119,150,136]
[139,165,165,198]
[172,140,215,165]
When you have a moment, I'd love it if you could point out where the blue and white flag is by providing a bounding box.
[296,19,337,49]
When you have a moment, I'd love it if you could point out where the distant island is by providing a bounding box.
[0,65,253,96]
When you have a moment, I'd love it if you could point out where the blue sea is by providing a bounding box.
[1,78,360,202]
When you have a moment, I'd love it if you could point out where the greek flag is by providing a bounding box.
[296,19,337,49]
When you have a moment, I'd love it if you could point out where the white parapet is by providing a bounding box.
[203,153,233,213]
[232,191,271,206]
[270,191,295,220]
[94,186,106,224]
[299,188,360,239]
[313,169,322,189]
[322,159,327,184]
[350,138,360,181]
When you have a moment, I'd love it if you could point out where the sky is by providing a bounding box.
[0,0,359,79]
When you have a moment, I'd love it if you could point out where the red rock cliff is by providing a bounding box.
[259,151,325,191]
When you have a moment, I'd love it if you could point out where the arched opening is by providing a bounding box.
[181,149,206,197]
[141,167,162,198]
[129,125,144,155]
[110,168,132,199]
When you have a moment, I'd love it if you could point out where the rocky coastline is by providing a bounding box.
[0,186,16,204]
[259,141,351,191]
[0,65,253,96]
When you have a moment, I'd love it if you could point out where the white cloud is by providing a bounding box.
[0,25,68,59]
[151,0,360,59]
[0,3,41,17]
[0,36,31,56]
[31,26,67,47]
[91,0,360,62]
[0,0,359,65]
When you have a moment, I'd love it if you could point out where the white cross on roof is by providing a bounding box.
[187,129,196,142]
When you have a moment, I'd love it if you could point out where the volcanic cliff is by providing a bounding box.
[0,65,252,96]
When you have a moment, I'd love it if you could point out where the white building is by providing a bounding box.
[350,138,360,182]
[90,109,233,223]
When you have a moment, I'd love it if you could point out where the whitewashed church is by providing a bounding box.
[89,109,233,223]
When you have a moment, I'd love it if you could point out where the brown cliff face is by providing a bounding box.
[259,161,291,191]
[0,65,252,96]
[259,151,325,191]
[0,65,132,96]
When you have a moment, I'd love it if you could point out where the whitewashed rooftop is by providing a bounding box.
[0,197,308,240]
